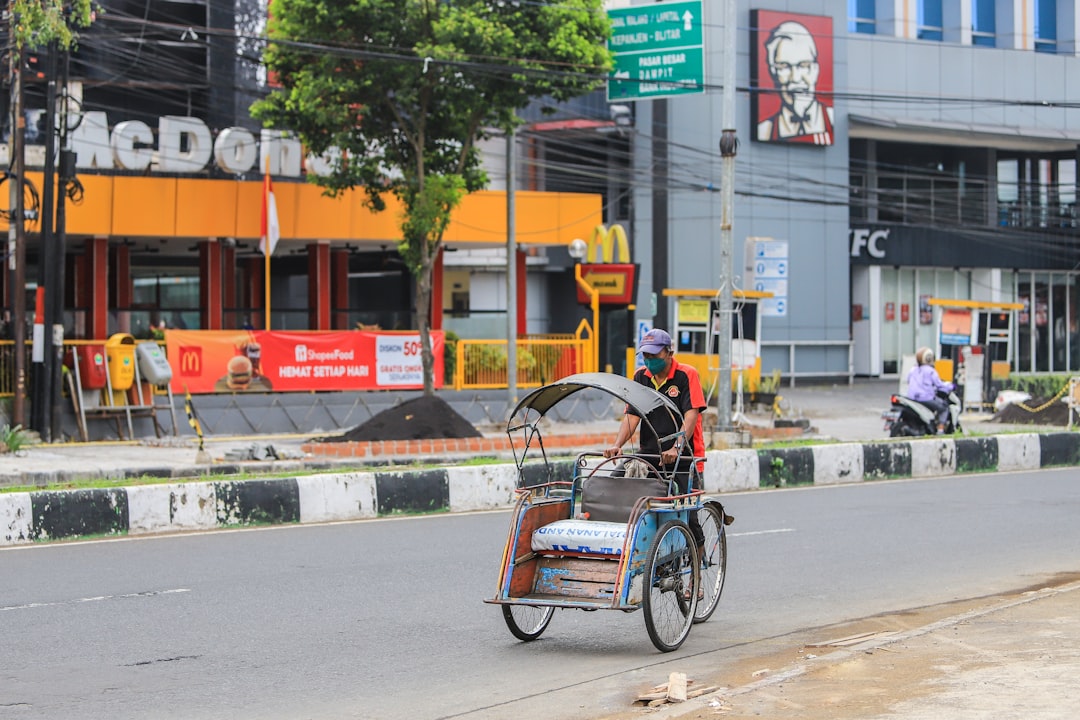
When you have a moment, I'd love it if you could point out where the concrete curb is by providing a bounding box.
[2,433,1078,546]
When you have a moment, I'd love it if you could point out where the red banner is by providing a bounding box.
[164,330,444,394]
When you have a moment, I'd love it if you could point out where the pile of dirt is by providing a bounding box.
[991,397,1071,426]
[334,395,483,442]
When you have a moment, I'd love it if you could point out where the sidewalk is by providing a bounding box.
[642,579,1080,720]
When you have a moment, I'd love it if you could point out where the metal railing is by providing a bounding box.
[760,339,854,387]
[0,341,25,397]
[453,336,591,390]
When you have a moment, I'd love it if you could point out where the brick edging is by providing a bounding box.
[300,433,612,458]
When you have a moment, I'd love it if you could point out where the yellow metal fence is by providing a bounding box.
[0,341,22,397]
[453,336,592,390]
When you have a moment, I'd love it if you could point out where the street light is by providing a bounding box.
[568,237,587,261]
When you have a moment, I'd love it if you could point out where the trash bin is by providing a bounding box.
[136,342,173,385]
[105,333,137,391]
[68,344,108,390]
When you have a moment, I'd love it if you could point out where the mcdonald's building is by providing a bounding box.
[0,8,632,365]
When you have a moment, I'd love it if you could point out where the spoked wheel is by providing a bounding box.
[502,604,554,641]
[694,503,728,624]
[643,519,699,652]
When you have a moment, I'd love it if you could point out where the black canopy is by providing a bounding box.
[508,372,681,424]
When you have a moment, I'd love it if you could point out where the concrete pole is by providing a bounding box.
[715,0,738,432]
[8,23,27,427]
[50,49,71,441]
[33,44,58,440]
[506,127,517,413]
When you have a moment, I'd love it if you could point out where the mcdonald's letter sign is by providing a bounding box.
[576,224,639,306]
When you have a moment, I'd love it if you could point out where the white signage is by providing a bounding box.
[376,335,425,386]
[754,240,788,259]
[753,258,787,279]
[761,298,786,316]
[749,237,789,317]
[753,278,788,297]
[63,111,338,177]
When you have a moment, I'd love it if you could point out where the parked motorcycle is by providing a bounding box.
[882,389,963,437]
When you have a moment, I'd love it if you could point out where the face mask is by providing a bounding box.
[644,357,667,375]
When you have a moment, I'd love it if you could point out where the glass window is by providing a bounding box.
[848,0,876,34]
[997,159,1019,226]
[1058,159,1076,205]
[131,274,201,335]
[881,268,899,367]
[1035,0,1057,53]
[918,0,943,40]
[972,0,996,47]
[915,270,937,356]
[997,160,1019,204]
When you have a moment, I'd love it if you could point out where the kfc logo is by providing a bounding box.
[849,228,890,259]
[752,10,834,146]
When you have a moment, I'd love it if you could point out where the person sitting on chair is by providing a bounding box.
[907,347,954,434]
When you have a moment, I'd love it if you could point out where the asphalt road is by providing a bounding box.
[2,468,1078,720]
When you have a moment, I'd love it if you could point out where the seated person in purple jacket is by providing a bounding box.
[906,347,954,433]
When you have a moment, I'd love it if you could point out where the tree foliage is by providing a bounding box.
[253,0,612,393]
[11,0,96,51]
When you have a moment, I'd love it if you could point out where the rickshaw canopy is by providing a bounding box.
[508,372,681,425]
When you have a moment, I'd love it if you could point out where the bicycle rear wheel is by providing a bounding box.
[693,503,728,623]
[643,519,698,652]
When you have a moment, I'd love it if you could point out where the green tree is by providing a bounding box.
[252,0,612,395]
[11,0,95,50]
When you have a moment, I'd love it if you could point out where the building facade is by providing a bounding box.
[0,0,606,346]
[628,0,1080,379]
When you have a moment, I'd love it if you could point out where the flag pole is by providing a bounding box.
[264,233,271,330]
[263,156,272,330]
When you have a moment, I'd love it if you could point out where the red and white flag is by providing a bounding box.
[259,171,280,256]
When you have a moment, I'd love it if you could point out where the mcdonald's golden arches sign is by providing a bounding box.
[575,224,639,306]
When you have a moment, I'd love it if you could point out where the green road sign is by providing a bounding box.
[607,0,705,101]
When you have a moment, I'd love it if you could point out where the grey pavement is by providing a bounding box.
[3,381,1078,719]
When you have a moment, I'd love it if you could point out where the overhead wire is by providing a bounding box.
[14,9,1077,258]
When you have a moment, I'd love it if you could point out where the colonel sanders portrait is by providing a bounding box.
[753,14,834,146]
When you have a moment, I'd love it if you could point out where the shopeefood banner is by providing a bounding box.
[164,330,445,394]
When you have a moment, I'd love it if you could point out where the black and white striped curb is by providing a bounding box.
[3,432,1077,545]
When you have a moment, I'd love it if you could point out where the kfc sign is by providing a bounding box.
[69,111,341,177]
[751,10,834,146]
[850,228,890,259]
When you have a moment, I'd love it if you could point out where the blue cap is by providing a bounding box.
[638,329,672,354]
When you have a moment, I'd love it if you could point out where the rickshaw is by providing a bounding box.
[485,372,733,653]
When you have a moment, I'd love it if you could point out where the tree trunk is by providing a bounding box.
[416,243,435,396]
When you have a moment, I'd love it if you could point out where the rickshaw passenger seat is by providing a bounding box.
[531,519,626,555]
[580,467,668,524]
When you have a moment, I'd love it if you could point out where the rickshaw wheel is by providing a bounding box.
[643,519,699,652]
[502,604,554,641]
[693,503,728,624]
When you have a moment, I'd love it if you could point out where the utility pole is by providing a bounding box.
[715,0,738,432]
[505,127,517,413]
[32,43,57,440]
[7,10,27,427]
[49,47,71,441]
